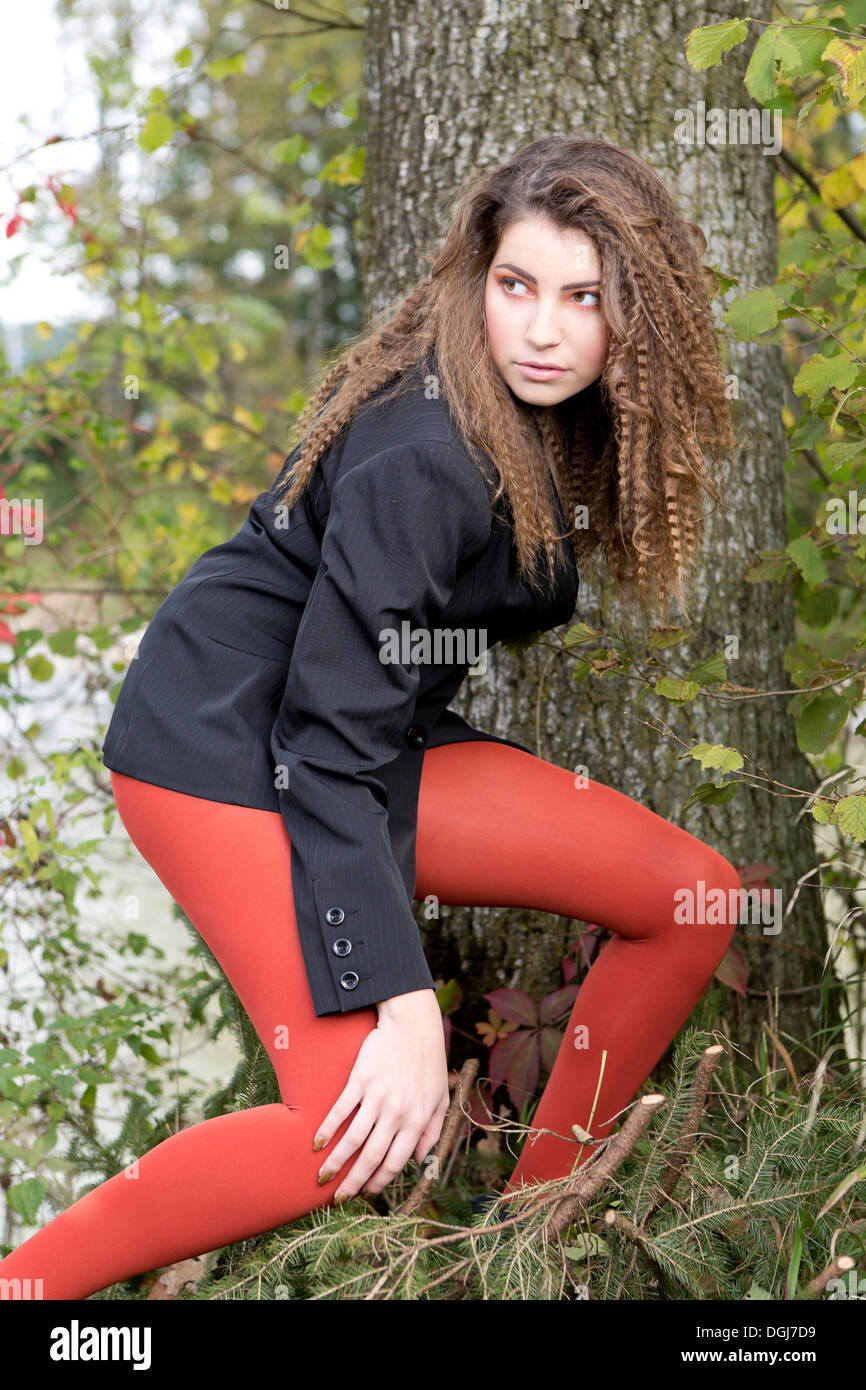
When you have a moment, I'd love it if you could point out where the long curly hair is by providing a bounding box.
[274,134,738,626]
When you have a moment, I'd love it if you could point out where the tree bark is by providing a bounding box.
[362,0,830,1067]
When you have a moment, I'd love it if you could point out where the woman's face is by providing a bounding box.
[484,214,609,406]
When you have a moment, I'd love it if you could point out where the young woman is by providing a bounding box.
[0,135,741,1300]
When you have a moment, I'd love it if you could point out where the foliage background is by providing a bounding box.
[1,0,865,1298]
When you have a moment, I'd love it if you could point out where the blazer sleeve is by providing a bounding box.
[269,439,493,1016]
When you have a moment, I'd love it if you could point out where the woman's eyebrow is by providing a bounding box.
[494,262,601,291]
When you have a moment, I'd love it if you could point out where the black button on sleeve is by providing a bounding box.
[332,938,352,956]
[339,971,359,991]
[325,907,345,925]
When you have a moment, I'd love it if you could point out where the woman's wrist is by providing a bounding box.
[376,987,438,1020]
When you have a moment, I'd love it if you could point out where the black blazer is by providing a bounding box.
[102,356,579,1016]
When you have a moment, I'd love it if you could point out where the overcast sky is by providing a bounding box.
[0,0,196,328]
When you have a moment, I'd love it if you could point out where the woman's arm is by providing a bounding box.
[268,438,493,1196]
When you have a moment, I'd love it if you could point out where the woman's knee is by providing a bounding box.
[665,843,741,969]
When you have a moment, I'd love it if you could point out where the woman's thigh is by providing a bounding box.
[109,771,375,1115]
[414,741,740,939]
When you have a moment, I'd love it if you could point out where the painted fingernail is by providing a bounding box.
[312,1137,326,1152]
[317,1170,334,1186]
[333,1190,350,1204]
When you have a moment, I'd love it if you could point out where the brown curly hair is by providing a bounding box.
[274,134,738,626]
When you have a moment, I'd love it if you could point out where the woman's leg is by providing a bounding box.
[0,772,379,1300]
[413,741,740,1195]
[0,739,740,1299]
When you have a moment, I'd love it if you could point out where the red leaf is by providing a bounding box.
[489,1028,532,1090]
[715,941,748,996]
[538,1026,564,1074]
[538,982,579,1025]
[0,591,43,614]
[737,862,778,887]
[505,1033,540,1113]
[5,212,29,238]
[483,987,538,1027]
[0,620,16,645]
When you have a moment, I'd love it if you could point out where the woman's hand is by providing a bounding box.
[313,988,450,1201]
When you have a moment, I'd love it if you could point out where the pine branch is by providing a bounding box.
[803,1253,855,1300]
[543,1094,667,1238]
[640,1044,725,1223]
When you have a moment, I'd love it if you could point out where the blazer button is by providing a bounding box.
[405,724,428,750]
[340,970,359,991]
[332,938,352,957]
[325,907,345,925]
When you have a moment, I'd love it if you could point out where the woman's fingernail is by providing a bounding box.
[333,1190,350,1204]
[312,1137,326,1152]
[317,1170,334,1186]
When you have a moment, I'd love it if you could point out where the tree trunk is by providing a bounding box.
[362,0,830,1068]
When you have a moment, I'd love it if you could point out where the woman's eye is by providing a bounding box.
[500,277,600,307]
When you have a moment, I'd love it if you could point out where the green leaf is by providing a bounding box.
[307,80,335,108]
[686,652,727,685]
[792,353,859,408]
[743,1280,774,1300]
[18,819,41,864]
[563,622,602,648]
[743,24,780,104]
[686,19,750,72]
[775,27,833,80]
[655,676,700,704]
[833,794,866,842]
[723,287,779,339]
[682,780,742,811]
[47,629,78,657]
[824,440,866,473]
[436,978,463,1015]
[205,53,247,81]
[25,654,54,682]
[686,742,745,773]
[7,1177,47,1224]
[795,693,850,754]
[272,135,309,164]
[787,535,829,587]
[138,111,175,154]
[563,1233,608,1261]
[174,45,193,68]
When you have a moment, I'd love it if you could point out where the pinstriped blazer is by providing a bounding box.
[101,355,579,1016]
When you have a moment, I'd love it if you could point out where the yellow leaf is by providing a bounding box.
[849,153,866,191]
[36,321,53,340]
[83,261,106,280]
[232,483,260,504]
[177,503,202,526]
[228,339,247,363]
[202,424,225,451]
[818,165,861,210]
[189,461,209,481]
[165,459,185,482]
[210,477,233,505]
[232,404,258,431]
